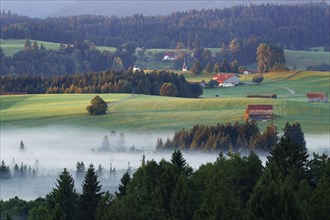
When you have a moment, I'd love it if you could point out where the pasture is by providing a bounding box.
[0,39,61,56]
[284,49,330,70]
[1,71,329,133]
[0,39,116,56]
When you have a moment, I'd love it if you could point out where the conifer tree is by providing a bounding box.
[47,168,78,220]
[283,122,306,150]
[117,171,130,198]
[79,164,103,220]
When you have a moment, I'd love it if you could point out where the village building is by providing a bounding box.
[244,105,273,120]
[133,63,142,72]
[163,51,191,61]
[162,52,176,61]
[306,92,328,103]
[213,73,240,87]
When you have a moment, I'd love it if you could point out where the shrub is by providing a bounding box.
[252,74,264,83]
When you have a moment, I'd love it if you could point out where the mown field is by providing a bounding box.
[1,71,329,133]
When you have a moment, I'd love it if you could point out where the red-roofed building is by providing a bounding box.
[213,73,240,87]
[306,92,328,103]
[245,105,273,120]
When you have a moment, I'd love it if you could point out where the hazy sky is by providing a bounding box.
[1,0,75,17]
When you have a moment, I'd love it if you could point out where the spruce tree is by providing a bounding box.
[283,122,306,150]
[117,171,130,198]
[48,168,78,220]
[79,164,103,220]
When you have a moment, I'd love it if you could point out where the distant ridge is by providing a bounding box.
[55,1,326,17]
[2,0,323,18]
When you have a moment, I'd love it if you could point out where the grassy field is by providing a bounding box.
[1,71,329,133]
[0,39,116,56]
[0,39,61,56]
[284,49,330,70]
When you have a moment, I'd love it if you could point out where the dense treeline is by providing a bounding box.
[1,135,330,220]
[156,121,305,152]
[0,70,203,97]
[1,3,329,50]
[306,63,330,71]
[0,40,135,75]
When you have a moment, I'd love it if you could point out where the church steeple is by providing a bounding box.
[182,59,187,71]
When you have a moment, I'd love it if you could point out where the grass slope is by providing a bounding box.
[0,39,116,56]
[284,49,330,70]
[1,39,61,56]
[1,71,329,133]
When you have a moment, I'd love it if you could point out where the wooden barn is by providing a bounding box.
[245,105,273,120]
[306,92,328,103]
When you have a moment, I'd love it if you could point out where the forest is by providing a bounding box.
[0,40,135,75]
[0,70,203,98]
[1,128,329,220]
[156,120,282,152]
[1,3,329,50]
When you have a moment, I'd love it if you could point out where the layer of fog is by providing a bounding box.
[0,127,217,201]
[1,127,329,201]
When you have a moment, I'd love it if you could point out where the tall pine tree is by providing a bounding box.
[79,164,103,220]
[47,168,78,220]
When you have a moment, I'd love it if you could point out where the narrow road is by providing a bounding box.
[107,94,137,108]
[266,84,295,95]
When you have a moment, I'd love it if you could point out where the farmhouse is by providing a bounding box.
[213,73,240,87]
[306,92,328,103]
[245,105,273,120]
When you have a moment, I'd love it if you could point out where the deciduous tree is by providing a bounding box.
[86,95,108,115]
[159,82,178,97]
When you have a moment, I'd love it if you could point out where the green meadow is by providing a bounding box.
[284,49,330,70]
[1,71,329,133]
[0,39,61,56]
[0,39,116,56]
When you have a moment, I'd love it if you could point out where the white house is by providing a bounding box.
[213,73,240,87]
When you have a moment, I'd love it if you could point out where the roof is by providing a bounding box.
[213,73,237,83]
[247,105,273,111]
[306,92,328,98]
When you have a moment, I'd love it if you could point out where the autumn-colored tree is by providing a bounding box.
[159,82,178,97]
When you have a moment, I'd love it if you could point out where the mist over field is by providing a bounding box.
[0,126,329,200]
[0,127,216,200]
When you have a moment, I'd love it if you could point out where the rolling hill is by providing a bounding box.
[1,71,329,133]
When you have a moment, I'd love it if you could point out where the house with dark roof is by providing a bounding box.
[244,105,273,120]
[213,73,240,87]
[306,92,328,103]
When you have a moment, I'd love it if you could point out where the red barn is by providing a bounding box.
[306,92,328,103]
[245,105,273,120]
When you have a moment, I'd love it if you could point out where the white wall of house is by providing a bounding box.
[224,76,240,85]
